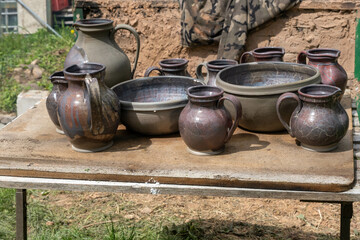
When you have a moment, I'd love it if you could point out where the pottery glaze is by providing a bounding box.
[58,63,120,152]
[240,47,285,63]
[179,85,241,155]
[46,71,67,134]
[64,19,140,88]
[195,59,237,86]
[144,58,191,77]
[276,84,349,152]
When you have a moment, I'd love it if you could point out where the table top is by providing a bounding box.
[0,98,354,193]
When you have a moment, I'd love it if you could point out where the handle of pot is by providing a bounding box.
[85,75,104,136]
[297,51,308,64]
[240,51,253,63]
[144,66,164,77]
[113,24,141,78]
[276,92,301,137]
[217,94,242,143]
[195,63,209,84]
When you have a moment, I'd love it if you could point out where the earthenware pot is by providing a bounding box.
[64,19,140,88]
[195,59,237,86]
[297,48,348,99]
[179,85,241,155]
[144,58,191,77]
[46,71,67,134]
[276,84,349,152]
[58,63,120,152]
[240,47,285,63]
[216,62,321,132]
[111,76,203,135]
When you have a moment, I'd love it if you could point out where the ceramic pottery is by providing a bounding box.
[216,62,321,132]
[276,84,349,152]
[240,47,285,63]
[46,71,67,134]
[195,59,238,86]
[144,58,191,77]
[64,19,140,88]
[58,63,120,152]
[297,48,348,99]
[179,85,241,155]
[111,76,203,135]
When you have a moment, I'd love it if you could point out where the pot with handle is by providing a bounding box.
[195,59,237,86]
[240,47,285,63]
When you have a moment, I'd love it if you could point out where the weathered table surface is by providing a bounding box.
[0,98,354,192]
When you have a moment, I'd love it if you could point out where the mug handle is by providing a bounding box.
[276,92,302,137]
[112,24,141,78]
[85,75,104,136]
[240,51,253,63]
[217,94,242,143]
[297,50,308,64]
[144,66,164,77]
[195,63,208,84]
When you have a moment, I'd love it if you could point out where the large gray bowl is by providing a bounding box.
[216,62,321,132]
[111,76,203,135]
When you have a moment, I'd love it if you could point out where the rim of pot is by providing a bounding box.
[207,59,238,71]
[216,62,321,96]
[305,48,341,59]
[159,58,189,68]
[187,85,224,102]
[111,76,203,111]
[252,47,285,56]
[50,71,67,84]
[298,84,342,103]
[64,62,106,80]
[73,19,113,31]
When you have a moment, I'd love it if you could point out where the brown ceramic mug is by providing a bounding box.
[144,58,191,77]
[195,59,238,86]
[240,47,285,63]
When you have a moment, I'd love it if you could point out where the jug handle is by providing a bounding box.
[240,51,253,63]
[112,24,141,78]
[144,66,164,77]
[276,92,302,137]
[85,75,104,136]
[195,63,209,84]
[297,51,308,64]
[217,94,242,143]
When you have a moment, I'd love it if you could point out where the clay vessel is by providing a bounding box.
[195,59,237,86]
[179,85,242,155]
[46,71,67,134]
[144,58,191,77]
[297,48,347,99]
[276,84,348,152]
[240,47,285,63]
[58,63,120,152]
[64,19,140,88]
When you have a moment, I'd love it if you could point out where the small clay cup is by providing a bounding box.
[240,47,285,63]
[144,58,191,77]
[195,59,238,86]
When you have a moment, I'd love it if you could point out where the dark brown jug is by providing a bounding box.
[144,58,191,77]
[276,84,348,152]
[297,48,348,99]
[179,85,242,155]
[64,19,140,88]
[58,63,120,152]
[46,71,67,134]
[195,59,237,86]
[240,47,285,63]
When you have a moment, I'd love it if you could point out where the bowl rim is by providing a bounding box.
[111,76,204,111]
[216,62,321,96]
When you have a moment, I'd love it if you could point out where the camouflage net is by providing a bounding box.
[179,0,300,60]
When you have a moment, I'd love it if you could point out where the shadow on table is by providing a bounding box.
[224,133,270,155]
[108,129,153,152]
[162,219,338,240]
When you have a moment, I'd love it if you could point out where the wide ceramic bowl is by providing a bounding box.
[216,62,321,132]
[111,76,203,135]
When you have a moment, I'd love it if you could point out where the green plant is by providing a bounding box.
[0,79,24,112]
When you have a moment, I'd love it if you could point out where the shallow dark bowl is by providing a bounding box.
[216,62,321,132]
[111,76,203,135]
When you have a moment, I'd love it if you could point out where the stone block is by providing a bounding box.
[16,90,49,116]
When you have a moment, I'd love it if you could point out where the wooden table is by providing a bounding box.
[0,98,358,240]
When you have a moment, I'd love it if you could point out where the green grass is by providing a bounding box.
[0,26,75,112]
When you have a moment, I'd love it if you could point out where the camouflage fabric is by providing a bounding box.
[179,0,300,60]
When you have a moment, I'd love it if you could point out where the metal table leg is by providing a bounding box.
[340,202,353,240]
[16,189,27,240]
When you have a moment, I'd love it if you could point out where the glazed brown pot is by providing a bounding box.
[179,85,241,155]
[195,59,238,86]
[64,19,140,88]
[46,71,67,134]
[58,63,120,152]
[276,84,349,152]
[240,47,285,63]
[297,48,348,99]
[144,58,191,77]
